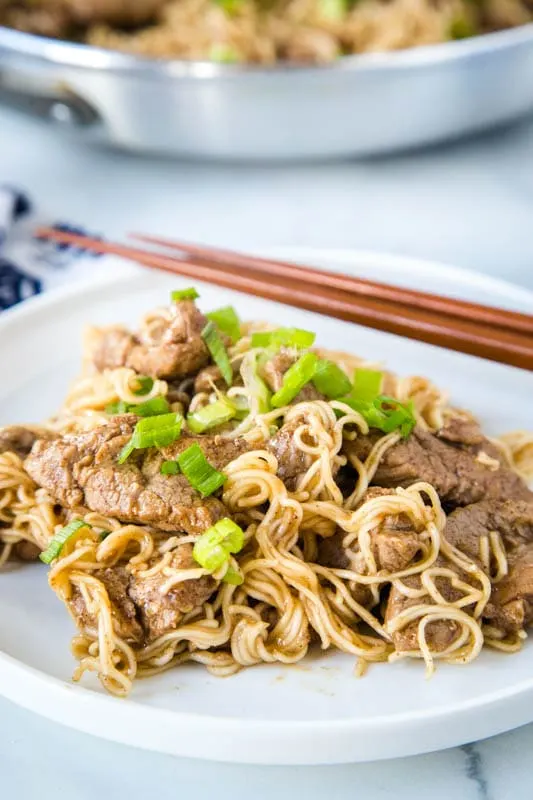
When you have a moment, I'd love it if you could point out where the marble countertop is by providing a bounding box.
[1,106,533,799]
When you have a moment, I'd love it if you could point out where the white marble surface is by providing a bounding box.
[1,105,533,798]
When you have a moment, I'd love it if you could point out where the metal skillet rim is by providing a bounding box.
[1,21,533,79]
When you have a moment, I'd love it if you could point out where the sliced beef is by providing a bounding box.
[68,545,215,644]
[485,544,533,634]
[385,576,462,654]
[344,416,532,507]
[0,425,55,458]
[267,419,313,490]
[25,416,250,535]
[30,0,165,28]
[194,365,225,394]
[68,566,144,644]
[444,500,533,562]
[261,348,324,404]
[128,544,216,640]
[90,299,210,380]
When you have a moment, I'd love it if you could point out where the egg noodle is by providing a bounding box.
[0,315,529,696]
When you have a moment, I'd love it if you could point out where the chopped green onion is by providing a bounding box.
[187,397,236,433]
[449,17,476,39]
[251,327,316,350]
[161,460,180,475]
[99,530,111,541]
[105,400,129,415]
[193,518,244,571]
[207,305,241,344]
[40,519,91,564]
[319,0,347,20]
[176,442,227,497]
[118,413,183,464]
[133,376,154,396]
[352,368,384,402]
[214,0,241,15]
[209,43,240,62]
[339,394,415,439]
[312,359,352,398]
[223,566,244,585]
[106,396,170,418]
[240,351,271,414]
[171,288,199,302]
[202,321,233,385]
[271,352,319,408]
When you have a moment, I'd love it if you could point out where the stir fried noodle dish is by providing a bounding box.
[1,289,532,697]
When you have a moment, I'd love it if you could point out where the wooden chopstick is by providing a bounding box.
[36,227,533,371]
[131,233,533,338]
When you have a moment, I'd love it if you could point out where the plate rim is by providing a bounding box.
[1,247,532,764]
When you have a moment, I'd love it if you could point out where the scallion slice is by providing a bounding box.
[118,412,183,464]
[171,288,199,302]
[176,442,227,497]
[240,351,271,414]
[106,396,170,418]
[161,460,180,475]
[40,519,91,564]
[251,327,316,350]
[193,518,244,571]
[223,566,244,585]
[187,397,236,433]
[202,320,233,385]
[352,368,384,401]
[271,352,318,408]
[206,305,241,344]
[133,376,154,396]
[339,393,415,439]
[312,359,351,398]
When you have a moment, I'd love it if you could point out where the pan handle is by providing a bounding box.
[0,67,100,127]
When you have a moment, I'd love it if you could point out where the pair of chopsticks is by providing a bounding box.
[36,227,533,371]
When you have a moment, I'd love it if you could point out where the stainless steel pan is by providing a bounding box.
[1,24,533,160]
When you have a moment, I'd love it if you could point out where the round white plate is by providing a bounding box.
[0,248,532,765]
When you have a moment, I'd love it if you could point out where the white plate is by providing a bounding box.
[0,248,532,766]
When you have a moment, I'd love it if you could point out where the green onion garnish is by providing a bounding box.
[118,412,183,464]
[340,394,415,439]
[133,376,154,396]
[202,321,233,385]
[171,288,200,302]
[176,442,227,497]
[206,305,241,344]
[352,368,384,402]
[312,359,352,398]
[209,43,240,62]
[187,397,236,433]
[449,17,476,39]
[106,396,170,418]
[161,460,180,475]
[251,327,316,350]
[271,352,318,408]
[223,566,244,585]
[40,519,91,564]
[193,518,244,571]
[319,0,347,20]
[240,351,271,414]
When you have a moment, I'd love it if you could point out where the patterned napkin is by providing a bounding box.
[0,185,105,311]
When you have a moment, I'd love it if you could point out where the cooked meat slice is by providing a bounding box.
[385,577,462,654]
[1,5,71,36]
[437,415,485,446]
[316,530,373,607]
[267,419,313,490]
[0,425,55,458]
[68,566,144,644]
[128,544,216,640]
[25,417,250,535]
[444,500,533,562]
[13,540,41,561]
[194,365,225,394]
[484,544,533,634]
[344,418,532,507]
[90,299,210,380]
[261,348,324,404]
[318,489,422,574]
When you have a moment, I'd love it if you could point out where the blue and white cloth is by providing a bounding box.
[0,185,103,311]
